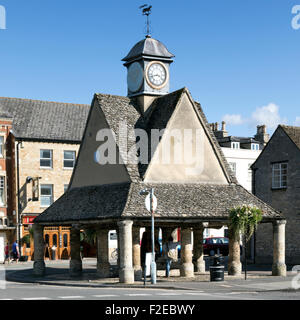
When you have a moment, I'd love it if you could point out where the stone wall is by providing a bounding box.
[253,126,300,264]
[18,140,79,220]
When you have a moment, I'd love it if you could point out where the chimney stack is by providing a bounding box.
[255,125,269,146]
[212,121,228,139]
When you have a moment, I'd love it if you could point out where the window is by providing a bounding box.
[251,143,260,151]
[40,150,52,168]
[0,176,5,206]
[40,184,53,207]
[229,162,236,176]
[63,234,68,248]
[63,151,76,168]
[231,142,240,149]
[272,163,288,189]
[52,234,57,247]
[203,228,209,238]
[0,136,4,157]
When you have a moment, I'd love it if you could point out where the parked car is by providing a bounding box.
[203,237,229,256]
[203,237,243,256]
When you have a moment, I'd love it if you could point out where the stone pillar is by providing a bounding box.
[132,226,142,281]
[272,220,287,276]
[33,224,45,276]
[116,228,120,269]
[117,220,134,283]
[180,228,194,277]
[193,226,205,273]
[228,227,242,276]
[96,228,110,278]
[70,225,82,277]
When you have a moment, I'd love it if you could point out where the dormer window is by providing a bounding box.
[231,142,240,149]
[251,143,260,151]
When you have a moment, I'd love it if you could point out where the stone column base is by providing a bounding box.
[97,263,110,278]
[194,260,206,273]
[180,263,194,277]
[119,267,134,283]
[134,267,143,281]
[70,260,82,277]
[33,261,45,276]
[272,263,287,276]
[228,261,242,276]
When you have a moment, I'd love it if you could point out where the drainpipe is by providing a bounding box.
[252,168,257,264]
[16,140,22,256]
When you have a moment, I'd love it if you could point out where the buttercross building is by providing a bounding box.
[33,34,286,283]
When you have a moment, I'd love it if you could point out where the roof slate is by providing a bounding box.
[0,97,90,142]
[35,181,281,223]
[122,36,175,62]
[281,125,300,150]
[34,88,281,224]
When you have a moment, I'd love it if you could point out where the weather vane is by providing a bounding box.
[139,4,152,36]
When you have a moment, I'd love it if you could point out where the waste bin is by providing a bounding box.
[209,254,224,282]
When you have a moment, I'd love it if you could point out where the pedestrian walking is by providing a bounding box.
[162,236,180,277]
[3,242,10,264]
[12,240,19,263]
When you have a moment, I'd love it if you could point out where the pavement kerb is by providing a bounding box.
[5,270,296,293]
[5,271,193,291]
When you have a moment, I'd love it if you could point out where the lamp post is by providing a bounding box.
[139,188,157,285]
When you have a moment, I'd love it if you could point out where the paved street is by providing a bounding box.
[1,259,299,300]
[0,281,300,300]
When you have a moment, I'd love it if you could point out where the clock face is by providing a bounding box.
[127,62,144,93]
[146,62,168,89]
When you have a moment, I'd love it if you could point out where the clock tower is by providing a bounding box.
[122,35,174,111]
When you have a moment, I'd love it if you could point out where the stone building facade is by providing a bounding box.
[0,97,90,260]
[252,125,300,265]
[18,140,80,259]
[0,111,16,262]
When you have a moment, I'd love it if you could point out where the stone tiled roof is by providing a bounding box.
[0,97,90,142]
[95,88,237,183]
[281,125,300,150]
[34,89,281,224]
[35,181,282,224]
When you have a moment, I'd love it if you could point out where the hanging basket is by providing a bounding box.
[229,205,263,242]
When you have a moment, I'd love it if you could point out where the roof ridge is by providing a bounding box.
[96,93,130,101]
[280,124,300,129]
[0,96,89,107]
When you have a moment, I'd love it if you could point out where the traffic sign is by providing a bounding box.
[145,193,157,212]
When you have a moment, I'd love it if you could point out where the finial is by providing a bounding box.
[139,4,152,36]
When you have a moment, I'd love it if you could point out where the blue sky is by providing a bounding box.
[0,0,299,137]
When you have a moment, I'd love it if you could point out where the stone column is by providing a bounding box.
[193,226,205,273]
[228,227,242,276]
[272,220,287,276]
[116,228,120,269]
[117,220,134,283]
[180,228,194,277]
[96,228,110,278]
[33,224,45,276]
[70,225,82,277]
[132,226,142,280]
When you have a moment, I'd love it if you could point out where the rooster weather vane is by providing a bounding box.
[139,4,152,36]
